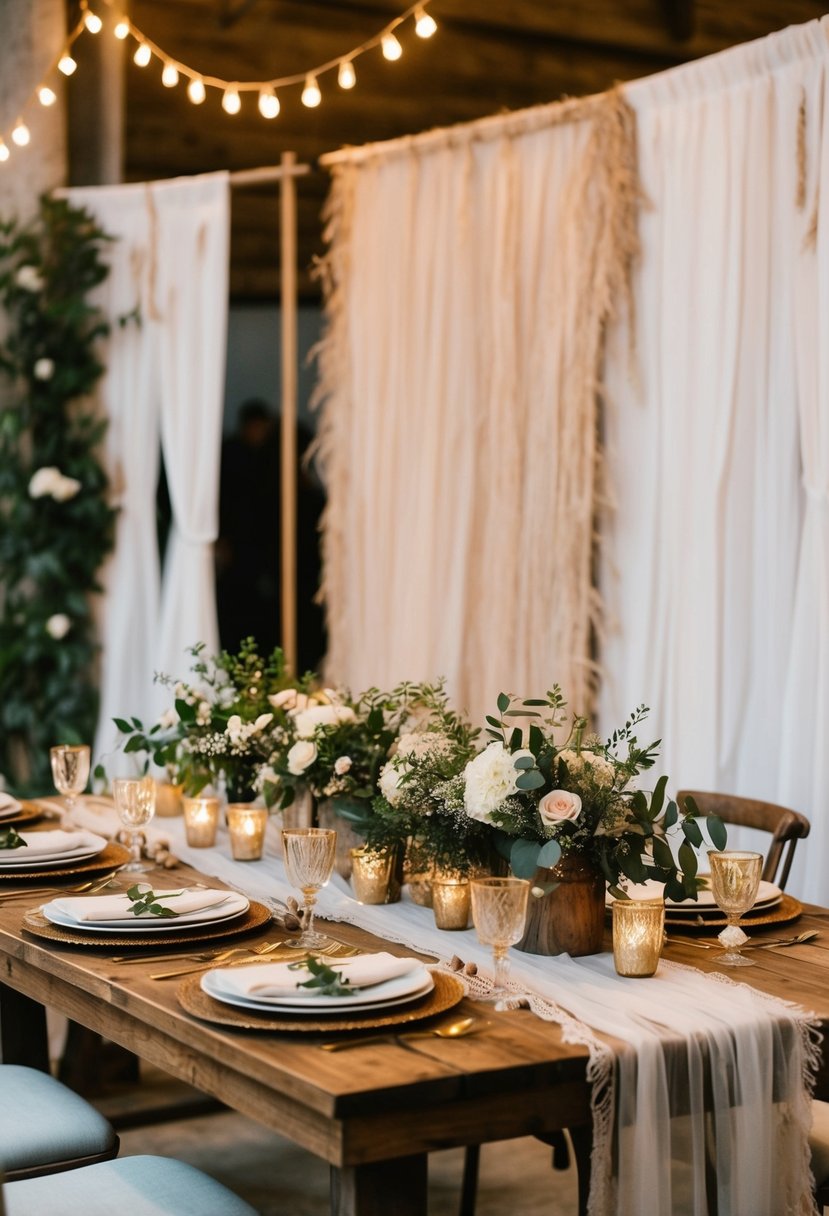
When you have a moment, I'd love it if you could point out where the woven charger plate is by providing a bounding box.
[664,892,802,931]
[176,968,465,1033]
[0,840,131,883]
[0,802,47,829]
[21,899,271,949]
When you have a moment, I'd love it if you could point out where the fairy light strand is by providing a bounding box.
[0,0,437,163]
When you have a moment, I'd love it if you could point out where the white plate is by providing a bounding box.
[608,877,781,912]
[42,891,250,934]
[202,966,435,1015]
[0,831,109,869]
[0,800,22,819]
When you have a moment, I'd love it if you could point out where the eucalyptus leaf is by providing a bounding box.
[496,692,510,714]
[677,840,699,880]
[536,839,562,869]
[510,837,541,878]
[515,769,545,791]
[705,815,728,851]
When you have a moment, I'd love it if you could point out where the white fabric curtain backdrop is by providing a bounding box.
[601,19,829,902]
[317,98,637,724]
[150,173,229,713]
[66,172,229,759]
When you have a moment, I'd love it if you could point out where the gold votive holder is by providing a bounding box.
[612,898,665,978]
[350,848,394,904]
[432,878,471,930]
[226,804,268,861]
[182,796,220,847]
[155,780,184,817]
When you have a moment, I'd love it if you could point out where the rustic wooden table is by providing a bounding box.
[2,865,829,1216]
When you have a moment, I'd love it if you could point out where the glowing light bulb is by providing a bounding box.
[415,8,437,37]
[133,42,151,67]
[222,87,241,114]
[381,32,402,60]
[161,62,179,87]
[38,86,57,107]
[0,140,9,163]
[258,88,280,119]
[187,77,206,104]
[12,121,30,147]
[58,53,77,76]
[84,10,103,33]
[301,74,321,107]
[114,19,129,39]
[338,59,356,89]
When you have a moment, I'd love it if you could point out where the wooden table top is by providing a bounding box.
[2,864,829,1172]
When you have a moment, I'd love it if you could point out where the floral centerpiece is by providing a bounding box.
[462,688,725,902]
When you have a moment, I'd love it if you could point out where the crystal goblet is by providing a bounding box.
[709,850,763,967]
[49,744,90,828]
[282,828,337,950]
[112,776,156,873]
[470,877,530,1009]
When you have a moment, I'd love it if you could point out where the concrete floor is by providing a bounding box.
[113,1071,578,1216]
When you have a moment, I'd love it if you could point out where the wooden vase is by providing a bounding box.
[516,853,606,957]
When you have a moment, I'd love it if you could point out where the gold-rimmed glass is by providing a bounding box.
[709,850,763,967]
[50,744,90,828]
[112,775,156,873]
[282,827,337,949]
[470,877,530,1008]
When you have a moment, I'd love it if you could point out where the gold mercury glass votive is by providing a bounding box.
[432,878,471,930]
[612,898,665,977]
[226,805,268,861]
[182,796,220,847]
[350,848,394,904]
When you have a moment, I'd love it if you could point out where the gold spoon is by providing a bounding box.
[320,1016,480,1052]
[741,930,819,950]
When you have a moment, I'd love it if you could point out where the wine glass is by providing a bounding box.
[50,744,90,828]
[470,877,530,1009]
[282,828,337,950]
[112,776,156,873]
[709,850,763,967]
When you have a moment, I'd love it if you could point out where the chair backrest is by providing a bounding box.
[676,790,810,891]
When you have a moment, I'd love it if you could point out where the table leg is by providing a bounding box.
[0,983,49,1071]
[331,1155,428,1216]
[568,1125,593,1216]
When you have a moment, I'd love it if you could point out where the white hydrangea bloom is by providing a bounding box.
[463,742,519,823]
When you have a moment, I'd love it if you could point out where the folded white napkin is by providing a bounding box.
[0,829,96,859]
[0,793,22,818]
[229,952,422,1000]
[53,887,233,923]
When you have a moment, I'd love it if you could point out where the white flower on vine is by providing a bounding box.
[51,474,81,502]
[292,704,355,739]
[16,264,44,292]
[268,688,310,712]
[287,740,318,775]
[158,707,179,729]
[28,466,80,502]
[33,357,54,380]
[334,756,352,776]
[196,700,211,725]
[45,613,71,639]
[378,761,404,806]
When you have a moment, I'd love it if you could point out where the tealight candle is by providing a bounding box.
[350,848,394,904]
[612,898,665,977]
[432,878,471,930]
[182,796,220,847]
[226,804,268,861]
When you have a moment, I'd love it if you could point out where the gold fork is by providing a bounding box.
[111,941,288,966]
[148,942,292,979]
[0,872,120,901]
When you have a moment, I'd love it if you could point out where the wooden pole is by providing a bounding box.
[279,150,299,674]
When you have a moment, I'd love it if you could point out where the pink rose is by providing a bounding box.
[538,789,582,826]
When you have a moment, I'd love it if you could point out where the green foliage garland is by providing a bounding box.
[0,196,116,793]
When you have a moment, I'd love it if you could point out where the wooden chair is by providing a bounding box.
[676,790,810,891]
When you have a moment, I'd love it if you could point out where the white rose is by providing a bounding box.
[334,756,352,775]
[379,761,404,806]
[51,474,81,502]
[538,789,583,826]
[463,742,520,823]
[292,704,356,739]
[33,357,54,380]
[252,713,273,733]
[226,714,244,744]
[45,613,71,639]
[28,466,61,498]
[268,688,306,711]
[287,740,318,775]
[16,264,44,292]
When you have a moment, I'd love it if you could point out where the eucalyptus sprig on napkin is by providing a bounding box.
[287,956,353,997]
[0,827,27,850]
[126,884,183,919]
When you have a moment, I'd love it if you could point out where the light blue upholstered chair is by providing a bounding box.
[0,1065,118,1181]
[2,1155,260,1215]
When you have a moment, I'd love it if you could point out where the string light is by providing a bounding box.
[415,8,437,37]
[221,86,241,115]
[257,88,280,119]
[338,59,356,89]
[381,32,403,60]
[0,1,437,163]
[187,77,206,105]
[301,74,321,107]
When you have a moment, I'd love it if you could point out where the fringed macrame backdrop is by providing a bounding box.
[315,91,639,722]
